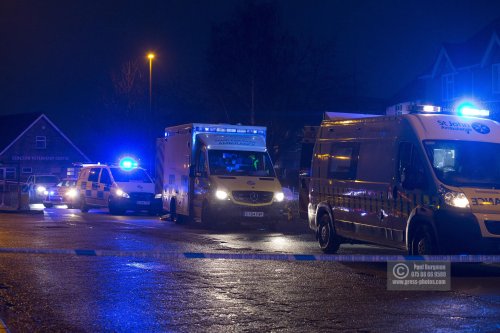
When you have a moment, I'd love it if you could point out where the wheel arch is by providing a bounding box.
[405,207,440,253]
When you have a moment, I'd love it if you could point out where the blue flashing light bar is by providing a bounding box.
[119,157,138,171]
[456,106,490,117]
[193,126,265,135]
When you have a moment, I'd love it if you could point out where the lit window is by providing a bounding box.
[36,136,46,149]
[492,63,500,94]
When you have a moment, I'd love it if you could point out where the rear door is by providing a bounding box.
[86,168,101,205]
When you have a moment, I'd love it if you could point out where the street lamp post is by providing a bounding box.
[147,52,155,114]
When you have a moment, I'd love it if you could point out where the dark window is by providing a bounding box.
[398,142,426,189]
[327,143,360,180]
[88,168,101,182]
[100,169,112,185]
[22,168,32,174]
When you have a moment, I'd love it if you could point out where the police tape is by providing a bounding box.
[0,247,498,262]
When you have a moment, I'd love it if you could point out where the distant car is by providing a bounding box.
[43,179,78,208]
[26,174,60,203]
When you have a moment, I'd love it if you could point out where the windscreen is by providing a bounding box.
[110,168,153,183]
[36,176,59,184]
[208,150,276,177]
[424,140,500,188]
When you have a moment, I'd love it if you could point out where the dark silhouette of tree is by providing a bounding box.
[206,0,338,170]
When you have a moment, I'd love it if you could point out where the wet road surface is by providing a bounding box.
[0,208,498,332]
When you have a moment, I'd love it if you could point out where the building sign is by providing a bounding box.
[11,155,69,161]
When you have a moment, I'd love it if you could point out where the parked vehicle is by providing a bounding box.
[26,174,60,203]
[76,160,161,215]
[308,103,500,255]
[43,178,78,208]
[159,123,285,228]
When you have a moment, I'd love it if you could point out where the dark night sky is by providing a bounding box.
[2,0,500,159]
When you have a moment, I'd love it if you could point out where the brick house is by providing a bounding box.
[0,113,90,183]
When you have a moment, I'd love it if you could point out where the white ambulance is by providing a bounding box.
[159,123,285,228]
[308,104,500,255]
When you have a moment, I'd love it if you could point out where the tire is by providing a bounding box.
[410,225,438,255]
[317,213,341,254]
[43,203,53,208]
[201,202,216,229]
[80,197,89,213]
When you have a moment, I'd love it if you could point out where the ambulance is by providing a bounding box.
[160,123,284,228]
[308,103,500,255]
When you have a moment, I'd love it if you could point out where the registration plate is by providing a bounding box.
[244,211,264,217]
[137,201,150,205]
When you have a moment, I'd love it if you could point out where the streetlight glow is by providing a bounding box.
[147,53,155,60]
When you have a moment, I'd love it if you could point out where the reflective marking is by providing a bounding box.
[0,247,498,262]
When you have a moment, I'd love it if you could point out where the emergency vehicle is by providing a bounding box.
[159,123,285,228]
[76,158,161,215]
[308,103,500,255]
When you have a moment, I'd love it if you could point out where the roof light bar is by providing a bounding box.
[193,126,265,135]
[456,106,490,117]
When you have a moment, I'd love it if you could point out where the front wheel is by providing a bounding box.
[201,202,216,229]
[80,197,89,213]
[410,225,438,255]
[317,213,341,254]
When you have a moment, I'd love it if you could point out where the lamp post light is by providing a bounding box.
[147,52,155,114]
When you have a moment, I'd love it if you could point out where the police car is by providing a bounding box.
[76,158,161,215]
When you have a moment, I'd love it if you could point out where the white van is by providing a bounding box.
[76,162,161,215]
[308,105,500,255]
[159,123,285,228]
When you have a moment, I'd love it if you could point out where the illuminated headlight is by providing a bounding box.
[215,190,228,200]
[443,190,470,208]
[66,188,77,198]
[116,189,130,198]
[274,192,285,202]
[36,186,46,193]
[44,190,50,196]
[154,193,162,199]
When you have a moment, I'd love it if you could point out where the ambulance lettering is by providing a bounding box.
[470,197,500,206]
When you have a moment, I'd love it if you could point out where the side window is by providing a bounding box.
[88,168,101,182]
[327,143,360,180]
[100,169,112,185]
[398,142,426,190]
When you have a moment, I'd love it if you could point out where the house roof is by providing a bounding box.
[0,113,43,152]
[0,112,90,162]
[430,18,500,74]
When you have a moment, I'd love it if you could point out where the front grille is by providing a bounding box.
[129,192,154,201]
[232,191,273,204]
[485,220,500,235]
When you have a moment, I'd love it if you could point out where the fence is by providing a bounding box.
[0,180,29,211]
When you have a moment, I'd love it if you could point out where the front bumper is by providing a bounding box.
[435,210,500,254]
[209,200,285,224]
[112,196,162,212]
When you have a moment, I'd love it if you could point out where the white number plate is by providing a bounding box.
[244,211,264,217]
[137,201,150,205]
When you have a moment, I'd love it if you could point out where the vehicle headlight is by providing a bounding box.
[116,189,130,198]
[66,188,77,198]
[215,190,228,200]
[36,186,46,193]
[274,192,285,202]
[44,190,49,196]
[442,188,470,208]
[154,193,163,199]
